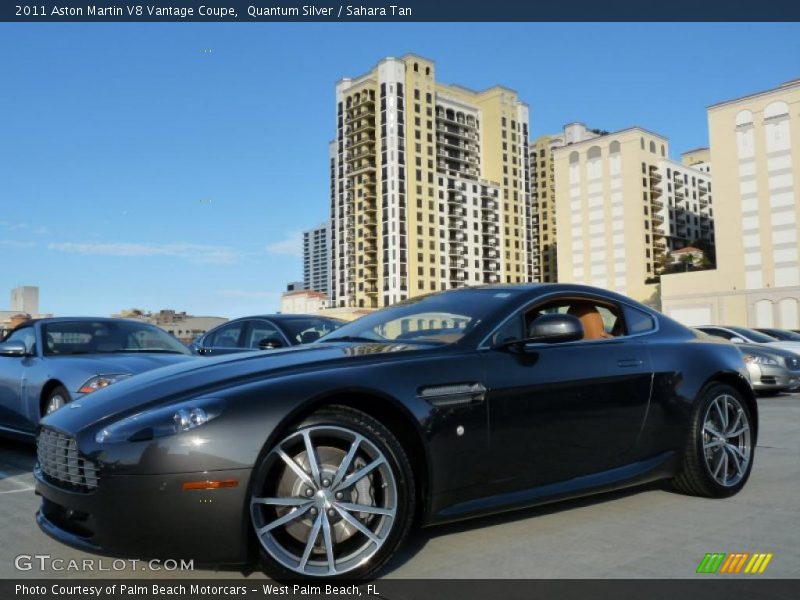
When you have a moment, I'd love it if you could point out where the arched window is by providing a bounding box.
[779,297,800,329]
[587,146,602,179]
[649,141,656,154]
[754,299,774,328]
[609,141,621,175]
[425,66,430,76]
[736,110,755,158]
[413,62,419,72]
[660,144,666,157]
[568,151,580,184]
[764,101,789,119]
[764,101,791,153]
[735,109,753,126]
[640,137,645,149]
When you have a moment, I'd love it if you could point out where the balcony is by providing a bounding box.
[651,211,665,224]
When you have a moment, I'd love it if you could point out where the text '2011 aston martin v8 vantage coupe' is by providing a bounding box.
[34,284,757,580]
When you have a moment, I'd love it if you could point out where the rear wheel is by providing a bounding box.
[673,383,754,498]
[43,386,70,416]
[250,406,414,580]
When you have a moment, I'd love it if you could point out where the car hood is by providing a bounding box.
[48,353,195,378]
[763,341,800,355]
[41,341,439,432]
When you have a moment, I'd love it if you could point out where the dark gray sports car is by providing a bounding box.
[0,317,195,439]
[35,284,756,581]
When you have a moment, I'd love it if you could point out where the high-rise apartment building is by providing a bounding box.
[530,123,602,282]
[554,127,714,303]
[330,54,531,308]
[303,223,331,298]
[662,78,800,327]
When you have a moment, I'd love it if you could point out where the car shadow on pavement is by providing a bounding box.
[381,480,668,576]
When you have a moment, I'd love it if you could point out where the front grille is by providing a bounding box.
[37,427,99,492]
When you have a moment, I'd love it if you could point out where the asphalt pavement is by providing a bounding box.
[1,395,797,579]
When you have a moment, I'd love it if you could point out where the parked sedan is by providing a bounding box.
[737,343,800,395]
[695,325,800,355]
[192,315,344,356]
[0,318,195,439]
[755,328,800,342]
[36,284,756,580]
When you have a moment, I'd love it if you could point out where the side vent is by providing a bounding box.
[417,382,487,407]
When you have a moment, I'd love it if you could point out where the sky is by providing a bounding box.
[1,23,799,318]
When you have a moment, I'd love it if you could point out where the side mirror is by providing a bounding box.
[526,314,585,345]
[730,337,745,344]
[257,337,284,350]
[0,341,28,357]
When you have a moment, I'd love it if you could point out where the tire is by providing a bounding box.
[43,385,70,416]
[673,383,755,498]
[250,405,415,580]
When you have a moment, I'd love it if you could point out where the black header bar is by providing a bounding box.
[3,0,800,22]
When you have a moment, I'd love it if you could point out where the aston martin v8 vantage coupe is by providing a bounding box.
[35,284,757,580]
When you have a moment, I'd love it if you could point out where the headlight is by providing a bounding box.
[743,353,779,365]
[78,373,132,394]
[94,398,223,444]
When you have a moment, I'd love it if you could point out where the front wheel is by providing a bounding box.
[43,386,70,416]
[250,406,415,580]
[673,383,755,498]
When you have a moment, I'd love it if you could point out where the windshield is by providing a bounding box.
[42,320,191,355]
[280,317,344,344]
[318,288,522,345]
[728,326,778,344]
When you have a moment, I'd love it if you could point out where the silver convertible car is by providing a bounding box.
[0,317,196,440]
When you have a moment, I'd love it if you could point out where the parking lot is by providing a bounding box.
[1,395,798,580]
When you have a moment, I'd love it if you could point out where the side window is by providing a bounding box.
[526,297,624,341]
[622,305,656,335]
[246,321,282,349]
[208,322,245,348]
[5,326,36,353]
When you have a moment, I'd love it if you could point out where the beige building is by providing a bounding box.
[114,309,227,344]
[280,289,329,314]
[554,127,714,304]
[530,123,604,282]
[682,147,712,173]
[330,54,531,308]
[662,79,800,327]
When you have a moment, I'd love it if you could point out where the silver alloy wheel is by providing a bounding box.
[702,394,752,487]
[45,394,66,415]
[251,425,398,577]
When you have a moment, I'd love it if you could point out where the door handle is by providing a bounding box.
[617,358,643,368]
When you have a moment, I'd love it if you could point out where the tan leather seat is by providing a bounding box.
[567,303,612,340]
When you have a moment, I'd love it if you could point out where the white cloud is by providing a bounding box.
[265,231,303,257]
[0,221,49,235]
[48,241,239,265]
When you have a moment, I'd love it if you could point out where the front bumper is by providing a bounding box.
[34,465,252,564]
[750,363,796,392]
